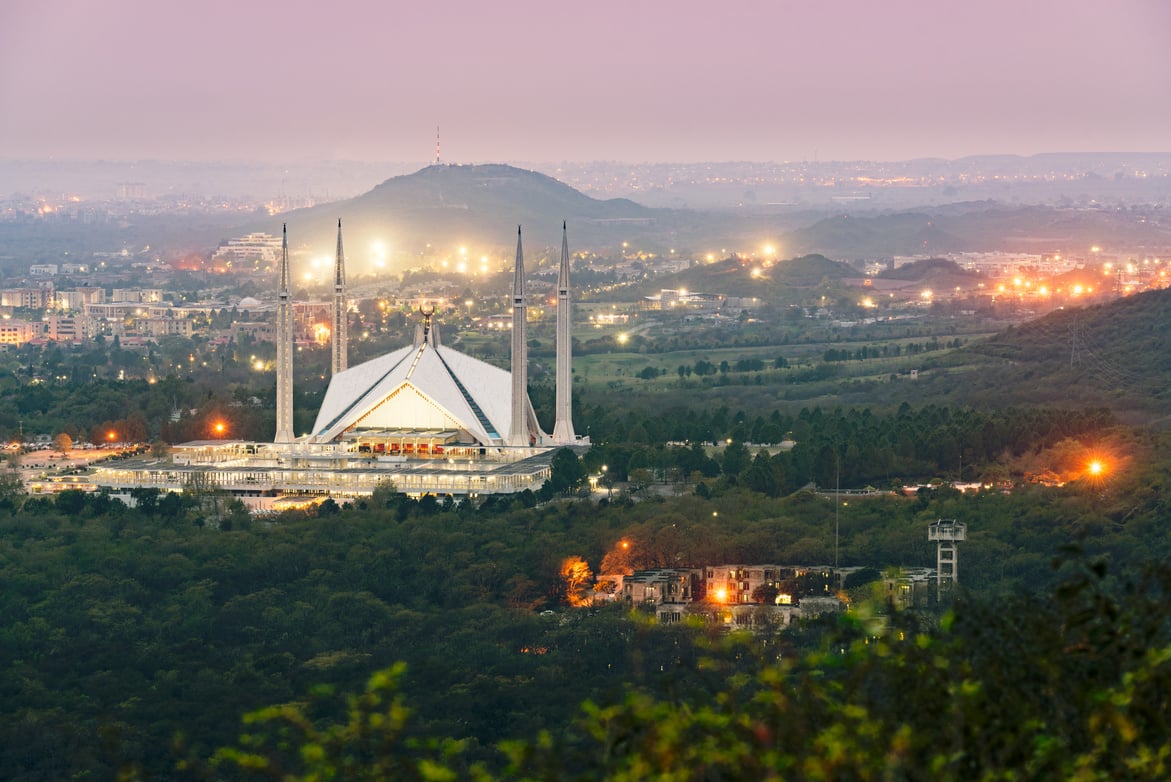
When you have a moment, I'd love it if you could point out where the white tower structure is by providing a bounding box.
[331,219,348,376]
[552,221,576,444]
[274,223,295,443]
[928,518,967,600]
[508,226,529,447]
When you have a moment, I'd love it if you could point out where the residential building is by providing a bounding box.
[0,319,41,345]
[1,287,53,309]
[622,568,698,621]
[703,564,837,605]
[43,314,87,343]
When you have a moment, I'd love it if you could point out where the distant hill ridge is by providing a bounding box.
[364,164,650,219]
[261,164,663,263]
[784,205,1171,259]
[623,253,856,300]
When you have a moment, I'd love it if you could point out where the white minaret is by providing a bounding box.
[274,223,295,443]
[552,221,576,444]
[508,226,529,447]
[331,219,348,376]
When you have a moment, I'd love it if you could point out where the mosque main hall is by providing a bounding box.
[92,221,587,510]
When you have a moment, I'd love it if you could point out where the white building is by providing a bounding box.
[90,222,588,508]
[212,232,284,265]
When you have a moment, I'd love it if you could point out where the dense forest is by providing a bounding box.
[2,289,1170,778]
[2,410,1169,778]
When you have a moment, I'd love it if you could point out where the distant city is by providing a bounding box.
[1,154,1168,359]
[4,152,1170,214]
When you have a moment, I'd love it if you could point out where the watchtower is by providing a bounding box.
[928,519,966,600]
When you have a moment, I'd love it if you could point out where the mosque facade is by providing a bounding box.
[91,222,586,510]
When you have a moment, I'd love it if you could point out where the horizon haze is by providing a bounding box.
[2,0,1170,165]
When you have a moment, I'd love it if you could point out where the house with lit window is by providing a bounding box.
[881,567,935,609]
[702,564,838,606]
[621,568,699,622]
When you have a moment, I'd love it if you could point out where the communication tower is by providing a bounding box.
[928,519,966,600]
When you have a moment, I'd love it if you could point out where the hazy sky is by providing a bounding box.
[2,0,1169,164]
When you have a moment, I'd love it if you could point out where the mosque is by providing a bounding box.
[91,221,586,509]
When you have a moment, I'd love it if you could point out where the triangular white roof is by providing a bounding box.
[311,341,525,445]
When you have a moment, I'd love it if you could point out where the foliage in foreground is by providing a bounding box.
[208,554,1171,781]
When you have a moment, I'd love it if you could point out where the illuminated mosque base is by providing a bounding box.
[92,438,560,511]
[89,222,586,510]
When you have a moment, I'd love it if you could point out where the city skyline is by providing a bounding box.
[2,0,1170,165]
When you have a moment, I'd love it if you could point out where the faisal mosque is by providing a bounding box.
[91,221,586,509]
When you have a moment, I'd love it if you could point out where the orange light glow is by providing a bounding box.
[714,588,728,603]
[1087,460,1105,477]
[107,431,117,442]
[214,422,227,436]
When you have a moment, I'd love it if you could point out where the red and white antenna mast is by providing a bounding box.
[434,125,441,165]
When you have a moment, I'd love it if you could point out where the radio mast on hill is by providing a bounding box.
[434,125,441,165]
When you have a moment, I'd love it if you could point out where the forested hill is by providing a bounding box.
[236,164,673,264]
[625,254,856,300]
[942,287,1171,421]
[876,257,982,287]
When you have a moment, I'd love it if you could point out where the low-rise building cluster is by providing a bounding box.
[603,563,945,628]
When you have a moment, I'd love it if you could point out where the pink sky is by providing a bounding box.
[1,0,1168,163]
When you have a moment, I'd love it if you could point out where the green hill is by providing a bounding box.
[938,288,1171,422]
[621,253,857,302]
[786,212,965,257]
[874,257,985,292]
[237,164,672,271]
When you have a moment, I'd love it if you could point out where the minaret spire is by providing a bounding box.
[274,223,295,443]
[508,226,529,447]
[552,220,576,444]
[331,219,348,376]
